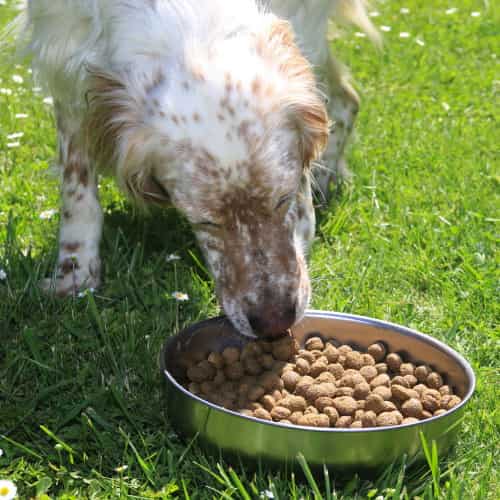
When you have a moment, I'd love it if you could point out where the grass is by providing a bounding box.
[0,0,498,498]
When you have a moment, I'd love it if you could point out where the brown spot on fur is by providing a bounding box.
[60,257,80,274]
[251,78,262,95]
[183,81,190,90]
[153,98,160,107]
[63,210,72,219]
[76,194,84,202]
[159,111,166,118]
[193,112,201,122]
[172,115,179,125]
[217,113,225,122]
[62,241,81,252]
[79,168,89,187]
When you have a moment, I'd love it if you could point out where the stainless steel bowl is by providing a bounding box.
[160,311,475,472]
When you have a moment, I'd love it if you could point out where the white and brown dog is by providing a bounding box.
[16,0,378,337]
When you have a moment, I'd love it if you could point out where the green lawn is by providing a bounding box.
[0,0,498,498]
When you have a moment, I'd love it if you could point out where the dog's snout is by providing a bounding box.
[248,304,296,337]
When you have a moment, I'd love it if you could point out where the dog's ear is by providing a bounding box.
[85,67,170,205]
[258,19,330,167]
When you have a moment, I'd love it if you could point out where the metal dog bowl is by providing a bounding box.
[160,311,475,472]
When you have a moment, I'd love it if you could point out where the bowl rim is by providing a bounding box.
[161,309,476,433]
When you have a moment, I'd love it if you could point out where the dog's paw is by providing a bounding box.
[40,257,101,297]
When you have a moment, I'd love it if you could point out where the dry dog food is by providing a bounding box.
[181,334,462,428]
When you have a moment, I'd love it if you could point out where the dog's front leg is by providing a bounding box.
[41,109,103,297]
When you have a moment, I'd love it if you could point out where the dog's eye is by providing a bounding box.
[275,193,293,211]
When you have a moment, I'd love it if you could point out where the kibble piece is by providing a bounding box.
[335,387,354,397]
[391,375,410,388]
[372,386,392,400]
[298,413,329,427]
[258,340,273,353]
[403,375,418,387]
[280,395,307,412]
[361,410,377,428]
[201,381,216,395]
[441,395,461,410]
[240,341,262,360]
[247,386,266,402]
[247,402,263,411]
[315,372,336,384]
[254,408,272,421]
[327,363,344,379]
[376,411,403,427]
[305,336,324,351]
[315,396,336,412]
[310,360,328,377]
[402,417,420,425]
[400,363,415,377]
[222,347,240,364]
[354,409,365,421]
[345,351,364,370]
[207,352,225,369]
[271,389,283,401]
[281,362,295,373]
[213,370,226,385]
[383,401,398,412]
[289,411,303,424]
[367,342,387,362]
[304,405,319,415]
[259,372,283,391]
[356,400,366,410]
[188,382,201,395]
[333,396,357,416]
[297,350,315,364]
[434,409,447,417]
[426,372,444,389]
[225,362,245,380]
[350,421,363,428]
[335,416,353,428]
[295,376,315,397]
[401,398,423,418]
[323,406,339,426]
[365,393,386,414]
[259,354,275,370]
[261,395,276,412]
[391,385,416,402]
[338,344,353,355]
[306,382,337,401]
[243,357,263,376]
[239,409,254,417]
[422,392,441,413]
[375,363,388,374]
[421,410,433,419]
[280,419,292,425]
[413,384,428,396]
[353,382,371,400]
[187,362,215,383]
[386,353,403,372]
[339,374,357,388]
[360,365,378,382]
[281,370,300,391]
[270,406,291,420]
[272,336,298,361]
[361,353,376,366]
[324,344,339,363]
[439,385,452,396]
[414,365,431,382]
[296,358,310,375]
[337,355,347,366]
[370,373,391,389]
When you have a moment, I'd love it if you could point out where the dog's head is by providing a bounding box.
[86,17,329,337]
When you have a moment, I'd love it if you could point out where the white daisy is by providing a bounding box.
[32,86,42,93]
[0,269,6,280]
[12,75,23,84]
[369,11,380,17]
[172,291,189,301]
[471,11,480,17]
[446,8,458,15]
[380,26,392,32]
[114,465,129,473]
[15,113,28,118]
[39,209,57,220]
[261,491,274,499]
[166,253,181,262]
[399,32,410,38]
[354,32,366,38]
[42,96,54,105]
[6,142,20,148]
[416,38,425,46]
[0,480,17,500]
[7,132,24,140]
[400,8,410,14]
[0,88,12,95]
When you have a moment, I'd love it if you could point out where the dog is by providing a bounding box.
[14,0,378,338]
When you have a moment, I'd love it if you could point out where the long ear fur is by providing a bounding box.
[84,67,170,205]
[259,18,330,167]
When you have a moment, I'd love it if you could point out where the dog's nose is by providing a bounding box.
[248,305,296,337]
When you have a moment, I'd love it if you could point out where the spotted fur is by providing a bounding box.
[20,0,377,336]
